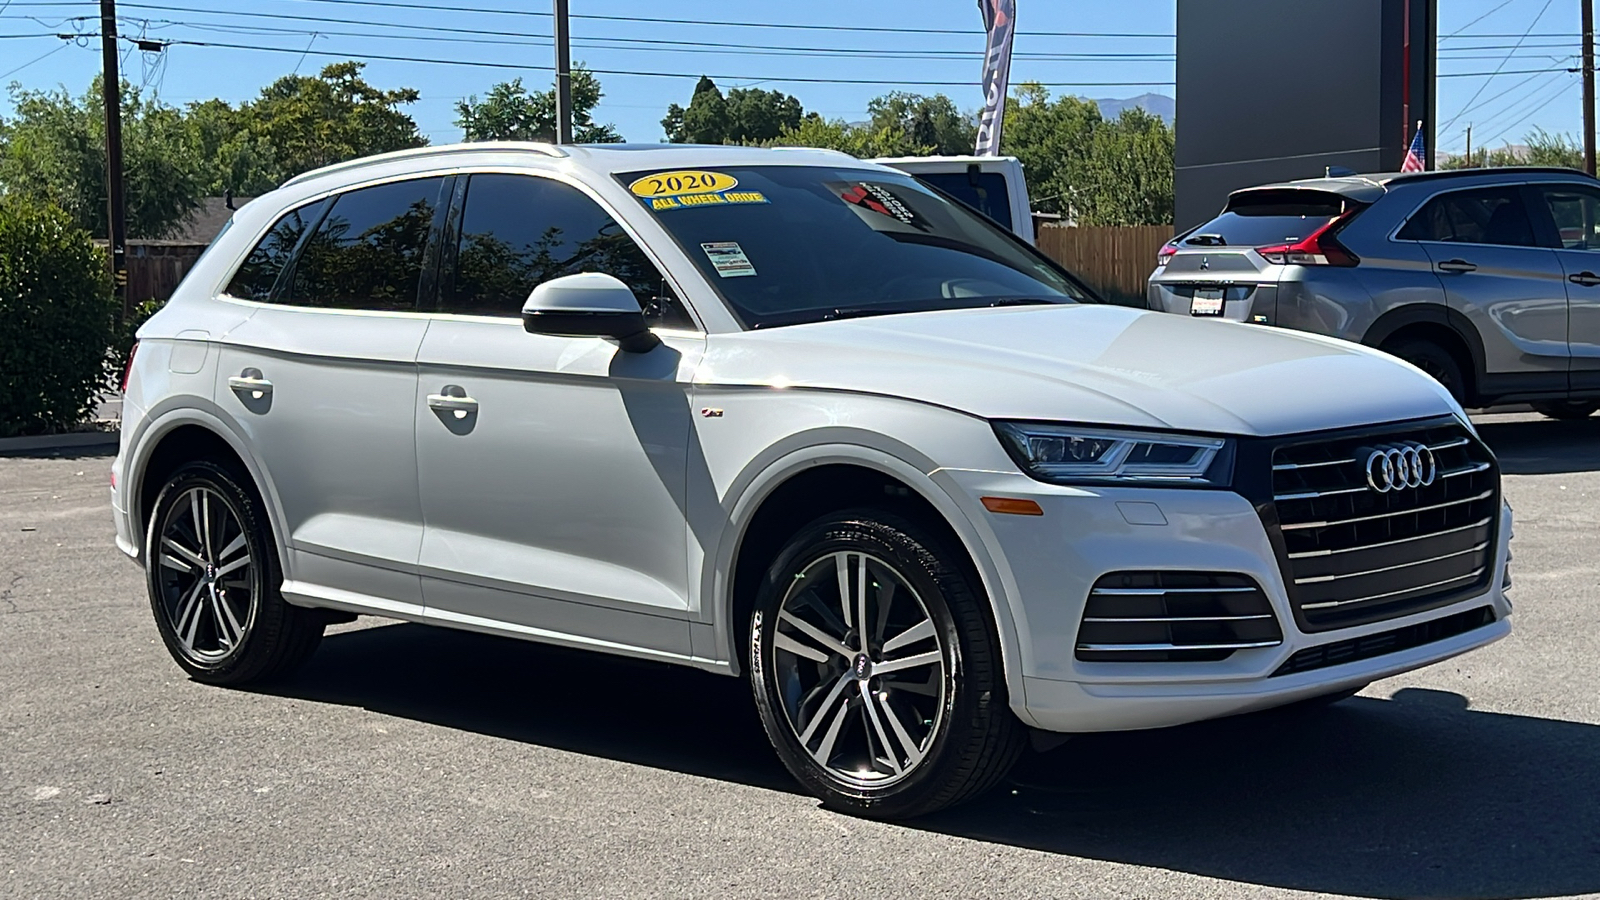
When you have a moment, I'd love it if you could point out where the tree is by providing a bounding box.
[455,67,622,143]
[998,83,1174,226]
[1442,127,1584,170]
[866,92,977,156]
[0,79,206,238]
[662,77,805,144]
[766,116,929,158]
[237,62,425,184]
[1076,108,1174,226]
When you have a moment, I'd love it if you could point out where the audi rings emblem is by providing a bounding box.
[1363,443,1437,493]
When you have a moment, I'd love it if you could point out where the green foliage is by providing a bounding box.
[0,197,117,437]
[109,298,164,389]
[0,79,206,238]
[1442,128,1585,171]
[866,92,977,156]
[999,83,1174,226]
[455,68,623,144]
[229,62,426,187]
[765,116,928,158]
[662,77,805,144]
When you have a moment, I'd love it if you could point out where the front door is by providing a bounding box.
[414,172,701,658]
[1406,185,1569,391]
[1532,182,1600,393]
[216,175,449,606]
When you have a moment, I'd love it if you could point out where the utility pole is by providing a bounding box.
[1584,0,1596,174]
[553,0,573,144]
[99,0,129,316]
[1466,125,1473,168]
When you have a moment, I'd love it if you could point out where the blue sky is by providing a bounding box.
[0,0,1588,154]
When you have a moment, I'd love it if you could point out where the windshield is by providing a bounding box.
[1187,190,1351,247]
[617,165,1086,328]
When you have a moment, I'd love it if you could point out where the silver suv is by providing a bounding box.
[115,143,1512,819]
[1149,167,1600,419]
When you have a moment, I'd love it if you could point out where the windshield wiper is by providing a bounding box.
[1184,233,1227,246]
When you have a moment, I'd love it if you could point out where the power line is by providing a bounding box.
[132,35,1178,86]
[1,0,1177,37]
[1443,0,1517,39]
[1447,0,1555,122]
[1442,66,1568,136]
[1481,74,1577,145]
[0,36,63,77]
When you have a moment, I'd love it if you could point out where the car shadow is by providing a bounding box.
[266,623,1600,900]
[1475,416,1600,475]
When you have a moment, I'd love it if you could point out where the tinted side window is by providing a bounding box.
[286,177,446,311]
[1539,186,1600,250]
[443,173,691,327]
[224,200,326,301]
[1397,187,1540,247]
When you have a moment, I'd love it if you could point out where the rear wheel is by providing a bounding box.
[1531,400,1600,420]
[748,510,1024,819]
[145,460,324,685]
[1384,338,1468,406]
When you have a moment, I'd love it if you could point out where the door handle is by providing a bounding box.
[1436,259,1477,274]
[1569,271,1600,287]
[427,387,479,417]
[227,369,273,399]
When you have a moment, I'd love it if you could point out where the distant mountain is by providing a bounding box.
[1093,93,1174,125]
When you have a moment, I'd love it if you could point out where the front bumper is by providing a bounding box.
[936,469,1512,733]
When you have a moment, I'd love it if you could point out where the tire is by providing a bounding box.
[748,510,1024,819]
[144,460,324,685]
[1384,338,1468,406]
[1531,400,1600,420]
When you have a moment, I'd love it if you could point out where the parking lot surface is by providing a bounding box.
[2,412,1597,900]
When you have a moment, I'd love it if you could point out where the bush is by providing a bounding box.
[108,297,163,387]
[0,198,116,437]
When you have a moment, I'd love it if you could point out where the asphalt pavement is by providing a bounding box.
[2,412,1597,900]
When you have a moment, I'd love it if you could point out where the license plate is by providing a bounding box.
[1190,288,1225,316]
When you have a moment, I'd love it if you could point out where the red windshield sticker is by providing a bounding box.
[837,182,926,229]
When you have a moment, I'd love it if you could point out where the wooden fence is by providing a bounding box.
[1035,224,1172,306]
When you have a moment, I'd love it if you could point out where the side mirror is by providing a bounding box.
[521,272,661,353]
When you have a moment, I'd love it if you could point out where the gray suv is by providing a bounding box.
[1148,167,1600,419]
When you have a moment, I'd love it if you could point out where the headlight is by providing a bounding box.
[993,422,1233,487]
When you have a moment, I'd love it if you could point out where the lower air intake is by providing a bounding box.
[1272,606,1496,676]
[1077,571,1283,663]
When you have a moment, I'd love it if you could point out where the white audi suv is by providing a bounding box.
[112,143,1513,818]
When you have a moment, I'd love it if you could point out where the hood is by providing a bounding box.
[699,305,1460,437]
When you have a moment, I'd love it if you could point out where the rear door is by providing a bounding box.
[1399,185,1569,389]
[216,175,449,607]
[1530,182,1600,393]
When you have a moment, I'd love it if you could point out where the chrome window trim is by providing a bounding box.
[1384,177,1592,247]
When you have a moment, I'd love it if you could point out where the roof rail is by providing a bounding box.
[281,141,567,188]
[1386,165,1599,185]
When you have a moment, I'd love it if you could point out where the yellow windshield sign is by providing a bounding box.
[629,170,738,198]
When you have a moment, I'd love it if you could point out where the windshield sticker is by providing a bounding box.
[838,180,928,229]
[630,170,739,198]
[643,189,768,212]
[701,242,757,278]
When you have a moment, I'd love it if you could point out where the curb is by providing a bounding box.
[0,430,120,455]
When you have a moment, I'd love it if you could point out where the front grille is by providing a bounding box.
[1076,571,1283,662]
[1272,606,1496,676]
[1270,420,1498,631]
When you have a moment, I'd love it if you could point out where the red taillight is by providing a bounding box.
[121,341,139,394]
[1256,213,1360,267]
[1156,240,1179,267]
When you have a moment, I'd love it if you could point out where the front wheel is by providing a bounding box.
[748,510,1024,819]
[1531,400,1600,420]
[145,460,324,685]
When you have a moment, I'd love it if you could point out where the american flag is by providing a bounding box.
[1401,125,1426,173]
